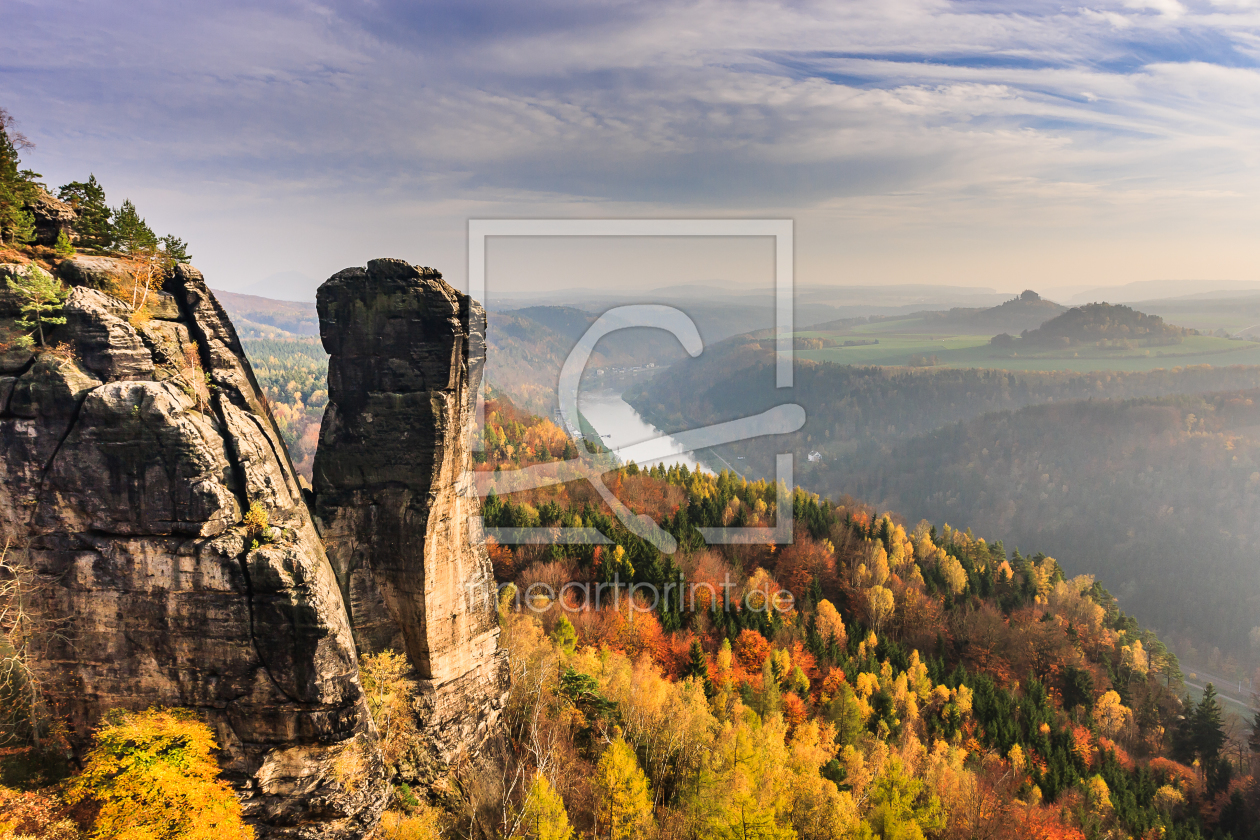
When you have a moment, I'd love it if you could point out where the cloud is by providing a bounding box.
[4,0,1260,291]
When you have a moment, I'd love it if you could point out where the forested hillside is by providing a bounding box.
[1018,303,1195,347]
[628,348,1260,669]
[464,395,1260,840]
[627,353,1260,468]
[823,390,1260,671]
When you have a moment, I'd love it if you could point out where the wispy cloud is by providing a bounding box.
[3,0,1260,292]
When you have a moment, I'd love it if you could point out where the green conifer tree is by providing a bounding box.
[826,682,865,746]
[1193,684,1227,764]
[683,639,713,696]
[0,108,42,245]
[8,262,68,346]
[159,233,191,264]
[58,174,113,250]
[53,228,74,256]
[112,199,158,254]
[1248,705,1260,758]
[758,656,782,719]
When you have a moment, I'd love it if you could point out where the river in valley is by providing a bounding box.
[577,388,712,473]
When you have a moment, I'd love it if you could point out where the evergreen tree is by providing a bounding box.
[0,107,41,245]
[758,656,782,719]
[159,233,191,264]
[1192,684,1227,765]
[53,228,74,256]
[58,174,113,250]
[7,262,68,347]
[825,681,865,746]
[1062,666,1094,712]
[112,199,157,254]
[1171,696,1197,765]
[1249,705,1260,758]
[683,639,713,696]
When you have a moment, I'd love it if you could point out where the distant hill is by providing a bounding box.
[921,289,1067,335]
[1015,302,1194,347]
[212,289,320,336]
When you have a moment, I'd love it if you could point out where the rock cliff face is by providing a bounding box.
[23,189,77,247]
[0,258,388,838]
[312,258,506,767]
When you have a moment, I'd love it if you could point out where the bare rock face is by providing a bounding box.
[0,258,388,838]
[313,258,506,770]
[23,189,77,247]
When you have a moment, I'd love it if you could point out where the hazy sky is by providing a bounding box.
[5,0,1260,299]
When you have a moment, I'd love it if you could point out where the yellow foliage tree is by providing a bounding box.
[595,737,654,840]
[1093,690,1131,738]
[869,545,890,587]
[516,772,574,840]
[359,649,420,767]
[66,707,253,840]
[815,599,847,648]
[938,554,968,596]
[695,707,795,840]
[1120,640,1149,678]
[867,586,894,634]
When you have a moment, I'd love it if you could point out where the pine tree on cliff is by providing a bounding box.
[1249,705,1260,758]
[8,262,68,347]
[112,199,157,254]
[0,107,41,245]
[58,174,113,250]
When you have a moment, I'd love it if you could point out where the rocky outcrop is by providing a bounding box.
[313,259,506,770]
[23,189,76,247]
[0,258,389,838]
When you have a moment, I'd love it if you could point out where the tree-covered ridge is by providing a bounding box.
[818,389,1260,677]
[213,290,320,337]
[242,336,328,477]
[477,416,1260,839]
[627,357,1260,471]
[474,390,583,468]
[2,109,188,262]
[1019,303,1195,347]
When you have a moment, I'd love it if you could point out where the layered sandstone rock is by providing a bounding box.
[23,189,77,247]
[0,258,388,838]
[312,258,505,769]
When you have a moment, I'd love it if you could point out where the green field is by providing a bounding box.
[794,322,1260,372]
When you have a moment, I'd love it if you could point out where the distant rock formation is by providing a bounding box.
[313,258,506,772]
[23,189,77,246]
[0,257,389,839]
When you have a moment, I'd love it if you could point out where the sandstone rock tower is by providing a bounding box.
[0,258,389,838]
[312,258,505,766]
